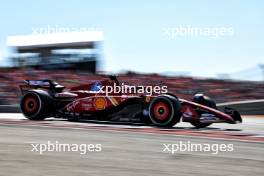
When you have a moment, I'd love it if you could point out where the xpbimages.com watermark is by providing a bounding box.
[162,141,234,155]
[31,25,102,35]
[30,141,102,155]
[162,25,234,39]
[91,82,168,96]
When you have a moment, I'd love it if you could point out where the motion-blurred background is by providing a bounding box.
[0,0,263,109]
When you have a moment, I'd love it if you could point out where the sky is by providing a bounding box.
[0,0,263,80]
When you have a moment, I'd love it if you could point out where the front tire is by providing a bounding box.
[149,95,181,127]
[191,94,216,128]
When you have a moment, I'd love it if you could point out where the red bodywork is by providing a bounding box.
[57,80,237,124]
[19,78,241,126]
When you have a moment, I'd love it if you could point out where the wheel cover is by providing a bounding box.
[153,102,170,121]
[22,94,40,116]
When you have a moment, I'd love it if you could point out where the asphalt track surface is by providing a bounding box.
[0,113,263,176]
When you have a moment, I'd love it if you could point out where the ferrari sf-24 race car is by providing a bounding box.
[19,76,242,128]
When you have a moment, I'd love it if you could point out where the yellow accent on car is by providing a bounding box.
[94,97,107,110]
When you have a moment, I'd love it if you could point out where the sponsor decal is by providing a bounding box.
[82,98,92,103]
[145,96,151,103]
[66,100,79,111]
[55,92,77,98]
[93,97,107,110]
[108,97,118,106]
[182,107,193,118]
[82,103,92,111]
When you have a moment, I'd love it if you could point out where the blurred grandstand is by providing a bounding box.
[217,64,264,81]
[0,32,263,105]
[0,69,264,105]
[6,32,103,71]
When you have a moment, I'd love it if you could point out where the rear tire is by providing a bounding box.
[149,95,181,127]
[20,91,53,120]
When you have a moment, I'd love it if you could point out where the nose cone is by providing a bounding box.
[224,107,242,123]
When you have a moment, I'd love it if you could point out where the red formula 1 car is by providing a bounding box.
[19,75,242,128]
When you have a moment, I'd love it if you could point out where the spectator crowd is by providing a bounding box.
[0,69,264,105]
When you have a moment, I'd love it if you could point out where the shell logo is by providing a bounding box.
[93,97,107,110]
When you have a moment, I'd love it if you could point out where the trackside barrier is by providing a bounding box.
[217,99,264,115]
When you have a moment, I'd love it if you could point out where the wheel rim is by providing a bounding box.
[22,94,40,116]
[149,97,174,125]
[153,102,170,121]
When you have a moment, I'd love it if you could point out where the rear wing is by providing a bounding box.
[19,80,65,94]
